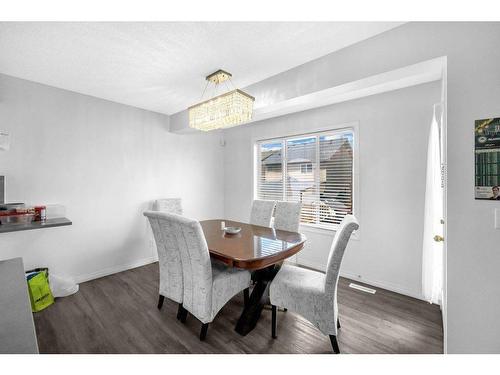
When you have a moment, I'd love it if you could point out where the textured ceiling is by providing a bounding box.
[0,22,403,115]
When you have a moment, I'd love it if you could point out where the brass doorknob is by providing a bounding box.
[433,235,444,242]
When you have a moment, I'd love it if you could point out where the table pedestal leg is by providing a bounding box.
[235,265,278,336]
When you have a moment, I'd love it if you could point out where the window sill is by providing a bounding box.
[299,222,360,240]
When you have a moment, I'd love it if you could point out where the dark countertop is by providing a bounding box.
[0,257,39,354]
[0,217,72,234]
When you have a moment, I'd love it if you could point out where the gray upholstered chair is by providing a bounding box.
[143,211,185,319]
[153,198,182,214]
[174,214,251,341]
[249,200,276,227]
[273,201,302,232]
[269,214,359,353]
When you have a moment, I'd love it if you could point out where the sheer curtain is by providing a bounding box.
[422,104,443,305]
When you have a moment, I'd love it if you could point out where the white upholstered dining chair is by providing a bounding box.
[143,211,185,319]
[153,198,183,214]
[273,201,302,232]
[174,214,251,341]
[249,200,276,227]
[269,214,359,353]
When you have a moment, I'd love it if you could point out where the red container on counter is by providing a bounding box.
[34,205,46,221]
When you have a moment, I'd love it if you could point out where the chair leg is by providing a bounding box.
[200,323,209,341]
[337,317,341,329]
[180,306,188,323]
[176,303,184,320]
[157,295,164,310]
[272,305,277,339]
[244,288,250,308]
[329,335,340,354]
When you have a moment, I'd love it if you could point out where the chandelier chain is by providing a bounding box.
[200,80,210,101]
[228,77,237,90]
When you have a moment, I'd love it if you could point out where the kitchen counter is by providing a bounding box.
[0,217,72,234]
[0,257,39,353]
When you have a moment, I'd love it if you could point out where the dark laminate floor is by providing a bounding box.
[34,263,443,354]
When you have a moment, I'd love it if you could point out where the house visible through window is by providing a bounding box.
[256,128,354,229]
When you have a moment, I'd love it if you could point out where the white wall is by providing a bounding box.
[224,22,500,353]
[0,73,224,282]
[223,82,441,300]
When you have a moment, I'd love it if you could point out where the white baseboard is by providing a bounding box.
[75,255,158,284]
[73,255,426,303]
[294,258,325,271]
[340,270,425,301]
[296,258,426,302]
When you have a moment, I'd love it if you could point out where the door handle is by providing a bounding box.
[433,235,444,242]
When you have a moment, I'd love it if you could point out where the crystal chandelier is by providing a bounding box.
[188,70,255,131]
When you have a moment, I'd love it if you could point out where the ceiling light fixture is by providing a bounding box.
[188,70,255,131]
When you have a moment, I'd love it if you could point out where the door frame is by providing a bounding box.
[440,57,448,354]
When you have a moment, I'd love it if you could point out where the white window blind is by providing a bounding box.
[256,129,354,230]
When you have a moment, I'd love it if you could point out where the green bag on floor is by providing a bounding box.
[26,268,54,312]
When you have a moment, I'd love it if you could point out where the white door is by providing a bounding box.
[422,103,445,305]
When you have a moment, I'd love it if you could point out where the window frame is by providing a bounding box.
[253,122,359,232]
[300,163,312,174]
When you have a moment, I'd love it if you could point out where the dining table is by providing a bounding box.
[200,219,306,336]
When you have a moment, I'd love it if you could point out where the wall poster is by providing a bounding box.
[475,118,500,200]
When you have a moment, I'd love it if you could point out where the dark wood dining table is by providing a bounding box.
[200,219,306,336]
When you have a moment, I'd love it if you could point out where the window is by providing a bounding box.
[300,163,312,174]
[256,128,355,230]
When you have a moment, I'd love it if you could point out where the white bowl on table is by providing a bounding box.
[223,226,241,235]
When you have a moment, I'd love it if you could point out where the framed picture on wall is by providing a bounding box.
[475,118,500,200]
